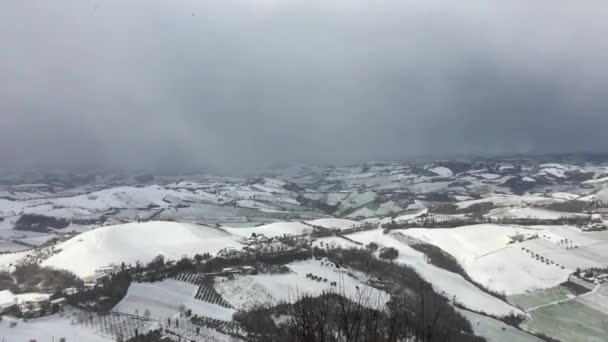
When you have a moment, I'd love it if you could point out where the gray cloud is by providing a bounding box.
[1,0,608,173]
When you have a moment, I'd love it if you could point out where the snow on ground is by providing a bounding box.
[478,173,502,180]
[583,176,608,184]
[456,195,555,209]
[15,234,56,246]
[215,259,389,311]
[224,221,313,238]
[402,225,572,295]
[0,291,53,312]
[0,250,29,272]
[0,314,111,342]
[50,186,198,212]
[215,275,275,311]
[487,207,585,220]
[580,187,608,202]
[467,247,571,295]
[404,224,532,259]
[428,166,453,177]
[517,227,608,270]
[543,192,581,201]
[458,309,543,342]
[0,290,16,310]
[375,201,404,216]
[41,221,241,278]
[114,279,234,321]
[346,207,380,219]
[365,209,427,226]
[538,164,574,179]
[345,229,522,317]
[406,181,453,194]
[312,236,363,250]
[0,240,30,253]
[336,191,377,215]
[305,218,359,230]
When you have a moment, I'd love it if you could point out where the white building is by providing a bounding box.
[0,290,17,314]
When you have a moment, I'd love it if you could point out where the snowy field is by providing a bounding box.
[0,250,29,272]
[0,313,112,342]
[345,229,522,317]
[215,259,389,311]
[455,195,557,210]
[487,207,587,220]
[114,279,235,321]
[224,221,313,238]
[41,221,242,278]
[312,236,363,250]
[402,224,573,295]
[458,309,543,342]
[305,218,360,230]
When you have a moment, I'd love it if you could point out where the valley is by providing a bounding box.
[1,157,608,341]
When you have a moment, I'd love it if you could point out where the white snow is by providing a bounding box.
[429,167,453,177]
[225,221,313,238]
[0,314,112,342]
[215,259,389,311]
[402,225,579,295]
[456,195,554,210]
[458,309,543,342]
[478,173,502,180]
[305,218,359,230]
[0,251,29,272]
[346,207,380,219]
[313,236,363,250]
[0,290,16,310]
[114,279,234,321]
[539,166,567,178]
[345,229,522,317]
[42,221,241,278]
[487,207,585,220]
[544,192,580,201]
[583,176,608,184]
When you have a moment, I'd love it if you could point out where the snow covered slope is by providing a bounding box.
[42,222,241,278]
[224,221,313,238]
[402,225,572,295]
[305,218,359,230]
[0,314,112,342]
[215,259,389,311]
[345,229,523,317]
[114,279,235,321]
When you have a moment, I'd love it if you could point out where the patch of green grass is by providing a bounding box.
[508,286,572,310]
[523,301,608,342]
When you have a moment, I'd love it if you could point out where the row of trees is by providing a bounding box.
[235,246,487,342]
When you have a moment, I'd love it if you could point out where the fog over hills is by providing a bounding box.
[2,1,608,342]
[2,0,608,172]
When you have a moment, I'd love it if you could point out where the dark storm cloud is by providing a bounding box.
[1,0,608,172]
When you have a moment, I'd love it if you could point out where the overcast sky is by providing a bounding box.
[1,0,607,173]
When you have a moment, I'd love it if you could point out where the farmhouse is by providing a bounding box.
[95,265,122,276]
[16,293,52,318]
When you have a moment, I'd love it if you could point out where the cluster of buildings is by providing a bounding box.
[0,290,65,318]
[572,269,608,288]
[83,265,123,288]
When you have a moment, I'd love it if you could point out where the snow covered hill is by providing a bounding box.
[2,156,608,342]
[41,221,241,278]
